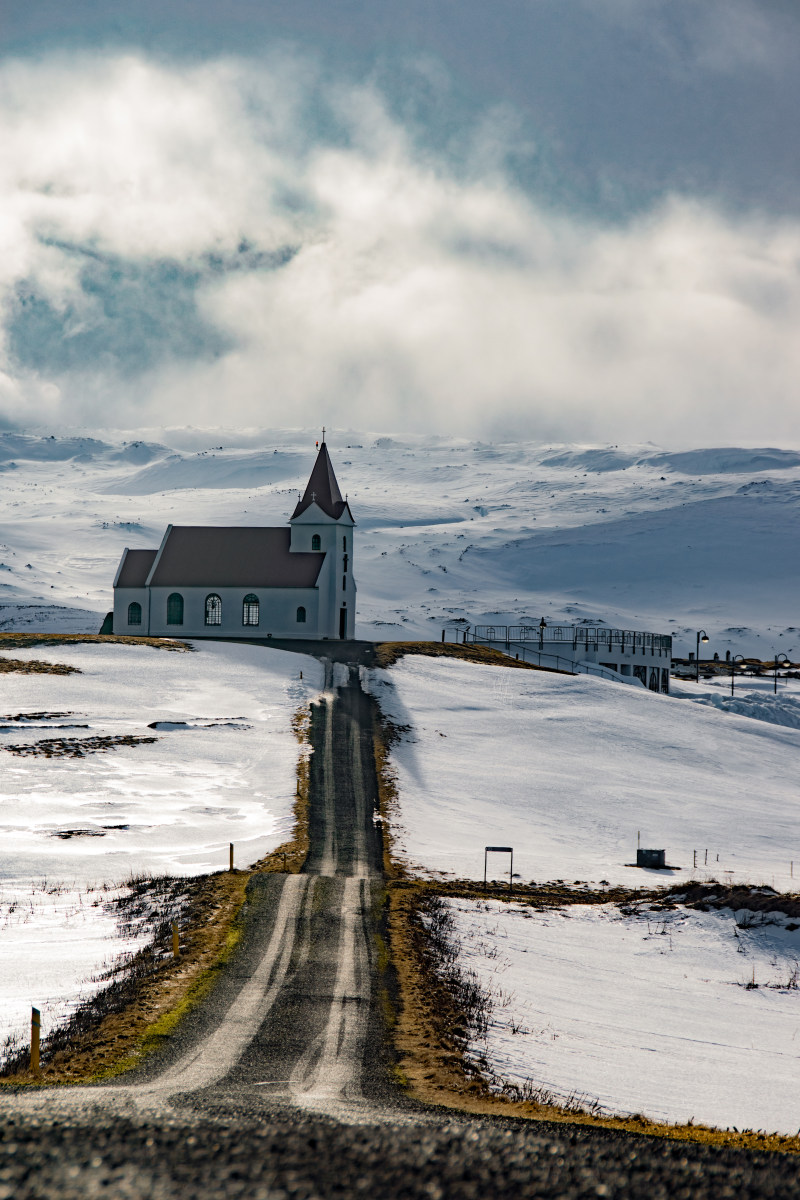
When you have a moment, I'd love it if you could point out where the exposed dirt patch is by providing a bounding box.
[375,641,569,673]
[0,657,80,675]
[4,734,158,758]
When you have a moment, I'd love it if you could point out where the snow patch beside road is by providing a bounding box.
[447,897,800,1135]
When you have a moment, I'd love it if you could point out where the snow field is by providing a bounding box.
[373,657,800,888]
[447,897,800,1136]
[0,639,322,1054]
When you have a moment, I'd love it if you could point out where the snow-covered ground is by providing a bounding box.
[378,654,800,1133]
[448,896,800,1136]
[0,428,799,659]
[0,639,321,1054]
[373,657,800,888]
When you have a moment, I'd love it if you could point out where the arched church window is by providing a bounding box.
[296,606,306,623]
[167,593,184,625]
[311,534,321,551]
[205,594,222,626]
[242,594,259,626]
[127,601,142,626]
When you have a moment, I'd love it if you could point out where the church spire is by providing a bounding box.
[290,439,350,521]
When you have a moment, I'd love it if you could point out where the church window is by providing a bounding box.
[296,606,306,623]
[242,594,259,626]
[342,536,347,552]
[167,593,184,625]
[205,594,222,626]
[127,601,142,626]
[342,576,346,591]
[343,554,348,573]
[311,534,321,551]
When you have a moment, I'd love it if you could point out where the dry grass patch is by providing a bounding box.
[375,641,568,673]
[0,658,80,675]
[5,734,158,758]
[0,633,191,652]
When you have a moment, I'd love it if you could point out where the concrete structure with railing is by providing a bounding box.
[466,623,672,692]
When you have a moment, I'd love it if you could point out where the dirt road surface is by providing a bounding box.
[1,651,799,1198]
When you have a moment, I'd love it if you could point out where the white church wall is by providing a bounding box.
[113,587,151,635]
[146,586,321,639]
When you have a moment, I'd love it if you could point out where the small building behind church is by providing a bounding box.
[112,441,356,640]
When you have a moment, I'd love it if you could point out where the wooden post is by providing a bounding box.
[441,629,445,643]
[693,849,697,868]
[31,1007,40,1076]
[172,922,179,958]
[229,843,234,872]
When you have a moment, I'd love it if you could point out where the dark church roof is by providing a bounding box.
[290,441,352,521]
[116,549,157,588]
[146,527,325,589]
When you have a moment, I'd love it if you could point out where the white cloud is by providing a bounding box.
[0,49,798,444]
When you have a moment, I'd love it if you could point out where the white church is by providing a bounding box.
[112,440,356,640]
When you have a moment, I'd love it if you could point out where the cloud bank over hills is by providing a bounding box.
[1,14,798,443]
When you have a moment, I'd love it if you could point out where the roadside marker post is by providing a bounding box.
[484,846,514,895]
[30,1007,40,1076]
[229,843,234,872]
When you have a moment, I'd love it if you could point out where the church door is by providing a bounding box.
[339,606,347,639]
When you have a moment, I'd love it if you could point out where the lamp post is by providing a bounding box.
[730,654,745,697]
[773,652,792,695]
[695,630,709,682]
[539,616,547,650]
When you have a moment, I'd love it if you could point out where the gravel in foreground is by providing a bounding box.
[1,1113,799,1200]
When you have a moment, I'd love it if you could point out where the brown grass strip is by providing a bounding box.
[0,869,250,1086]
[0,634,190,652]
[388,883,800,1155]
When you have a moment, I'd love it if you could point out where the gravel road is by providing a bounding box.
[1,651,799,1198]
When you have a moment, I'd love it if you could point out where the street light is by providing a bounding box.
[773,651,792,695]
[695,630,709,682]
[730,654,746,697]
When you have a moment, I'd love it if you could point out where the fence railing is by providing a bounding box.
[469,635,625,683]
[469,624,672,654]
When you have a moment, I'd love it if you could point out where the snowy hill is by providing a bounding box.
[0,429,797,656]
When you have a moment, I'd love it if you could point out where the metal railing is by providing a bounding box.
[470,624,672,654]
[470,635,625,682]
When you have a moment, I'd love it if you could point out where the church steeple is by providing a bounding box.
[290,437,351,521]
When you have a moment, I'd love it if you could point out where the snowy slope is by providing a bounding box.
[448,897,800,1135]
[0,639,321,1054]
[0,429,798,657]
[372,657,800,888]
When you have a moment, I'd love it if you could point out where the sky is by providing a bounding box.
[1,1,799,445]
